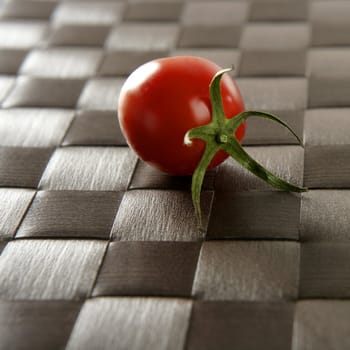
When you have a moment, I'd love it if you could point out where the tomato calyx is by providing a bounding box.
[184,68,308,225]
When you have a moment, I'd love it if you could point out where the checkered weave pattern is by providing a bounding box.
[1,0,350,349]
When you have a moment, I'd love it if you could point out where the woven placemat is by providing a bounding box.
[1,0,350,349]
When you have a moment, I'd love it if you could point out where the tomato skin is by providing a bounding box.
[118,56,245,175]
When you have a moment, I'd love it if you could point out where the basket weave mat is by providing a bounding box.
[1,0,350,349]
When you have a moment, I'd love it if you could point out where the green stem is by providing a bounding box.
[185,68,307,225]
[221,137,305,192]
[191,142,219,226]
[209,67,232,128]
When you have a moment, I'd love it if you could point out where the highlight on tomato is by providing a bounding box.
[118,56,306,223]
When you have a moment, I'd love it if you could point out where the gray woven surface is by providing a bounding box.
[0,0,350,349]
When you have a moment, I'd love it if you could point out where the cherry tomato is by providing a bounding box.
[118,56,245,175]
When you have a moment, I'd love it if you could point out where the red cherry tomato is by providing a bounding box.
[118,56,245,175]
